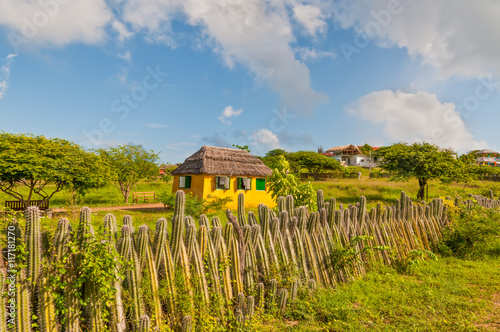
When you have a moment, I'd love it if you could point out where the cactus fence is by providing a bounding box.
[3,190,500,331]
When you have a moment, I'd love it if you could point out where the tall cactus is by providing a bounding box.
[317,190,324,211]
[278,289,288,316]
[256,283,265,308]
[152,218,176,319]
[119,225,144,329]
[103,213,118,242]
[226,223,244,296]
[137,225,162,327]
[139,315,151,332]
[171,191,186,264]
[25,206,41,290]
[186,224,210,306]
[277,196,286,213]
[0,272,7,332]
[246,296,255,319]
[16,269,31,332]
[238,193,248,226]
[123,215,135,234]
[212,226,233,304]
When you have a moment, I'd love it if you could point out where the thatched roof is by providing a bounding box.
[475,149,500,155]
[171,146,272,176]
[325,144,361,155]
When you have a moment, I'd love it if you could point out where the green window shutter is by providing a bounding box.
[237,177,242,190]
[256,178,266,191]
[185,176,191,189]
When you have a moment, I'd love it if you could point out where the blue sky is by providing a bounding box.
[0,0,499,163]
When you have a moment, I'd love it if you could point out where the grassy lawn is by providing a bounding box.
[312,178,500,209]
[267,257,500,331]
[0,179,172,208]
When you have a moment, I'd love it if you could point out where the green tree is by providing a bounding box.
[379,142,457,200]
[265,149,287,157]
[286,151,342,173]
[267,155,315,207]
[261,149,288,170]
[359,144,374,155]
[232,144,250,152]
[0,133,111,207]
[100,144,159,203]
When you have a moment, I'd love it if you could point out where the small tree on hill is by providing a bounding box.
[379,142,456,200]
[286,151,343,174]
[0,133,111,208]
[100,145,160,203]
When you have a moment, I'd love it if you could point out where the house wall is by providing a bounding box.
[172,174,206,198]
[172,174,276,209]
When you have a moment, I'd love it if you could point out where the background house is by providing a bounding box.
[475,149,500,167]
[171,146,275,209]
[323,144,381,167]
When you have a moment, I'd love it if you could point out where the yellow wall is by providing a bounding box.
[172,174,276,209]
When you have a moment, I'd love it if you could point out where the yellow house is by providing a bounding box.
[171,146,275,209]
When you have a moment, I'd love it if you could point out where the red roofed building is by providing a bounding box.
[323,144,382,167]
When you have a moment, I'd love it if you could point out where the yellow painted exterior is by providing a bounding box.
[172,174,276,209]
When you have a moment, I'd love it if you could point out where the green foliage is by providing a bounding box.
[439,206,500,259]
[359,143,373,155]
[329,236,389,273]
[232,144,250,153]
[160,164,177,183]
[267,155,315,208]
[286,151,342,174]
[0,132,111,206]
[379,142,457,199]
[392,249,438,274]
[159,191,232,217]
[99,144,159,203]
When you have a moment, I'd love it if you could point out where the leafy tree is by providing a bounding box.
[232,144,250,152]
[379,142,457,200]
[267,155,315,208]
[265,149,287,157]
[261,149,287,170]
[286,151,342,173]
[99,145,159,203]
[359,144,374,155]
[0,133,111,207]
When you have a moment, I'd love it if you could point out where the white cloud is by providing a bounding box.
[218,106,243,125]
[112,20,133,42]
[295,47,335,62]
[117,51,132,61]
[146,123,167,128]
[332,0,500,78]
[251,128,281,151]
[293,4,327,36]
[0,53,18,100]
[0,0,113,50]
[347,90,486,153]
[119,0,328,114]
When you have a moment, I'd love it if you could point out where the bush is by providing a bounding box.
[159,191,233,217]
[438,206,500,259]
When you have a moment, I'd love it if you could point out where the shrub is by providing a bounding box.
[438,206,500,259]
[159,191,233,217]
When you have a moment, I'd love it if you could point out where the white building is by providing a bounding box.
[323,144,382,167]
